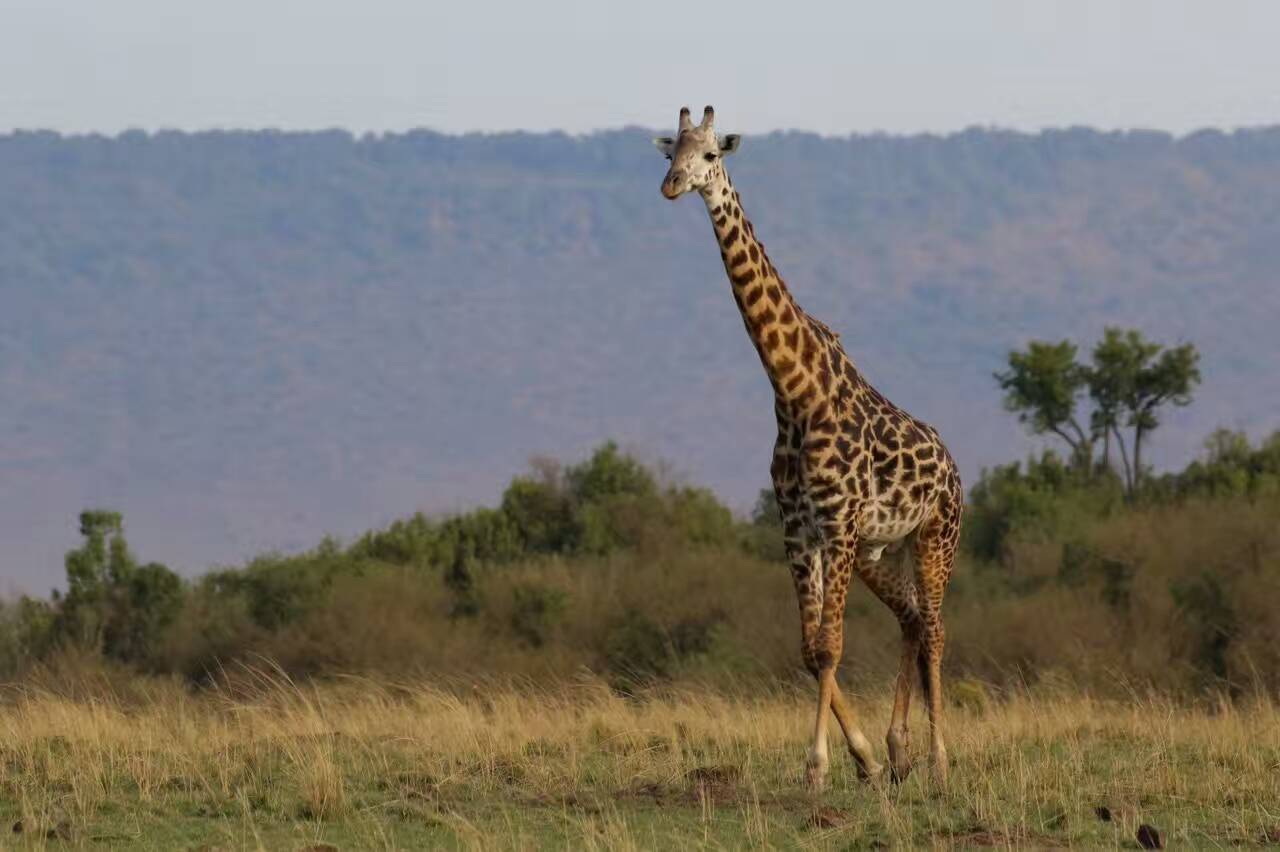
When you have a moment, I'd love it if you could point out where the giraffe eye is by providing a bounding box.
[664,154,672,161]
[704,152,718,161]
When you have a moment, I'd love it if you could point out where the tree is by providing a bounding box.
[106,561,183,664]
[995,341,1093,470]
[997,330,1201,498]
[1128,338,1200,491]
[1087,328,1150,488]
[59,510,130,650]
[1087,328,1200,495]
[56,510,184,664]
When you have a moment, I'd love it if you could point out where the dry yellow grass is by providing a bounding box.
[2,665,1278,848]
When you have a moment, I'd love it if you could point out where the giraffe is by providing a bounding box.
[653,106,964,790]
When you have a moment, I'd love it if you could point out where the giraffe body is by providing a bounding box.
[655,106,963,789]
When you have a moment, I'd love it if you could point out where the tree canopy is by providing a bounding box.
[997,328,1201,496]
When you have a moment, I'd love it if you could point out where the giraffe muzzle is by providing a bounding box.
[661,171,686,199]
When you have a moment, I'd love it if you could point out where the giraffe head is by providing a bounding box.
[653,105,741,199]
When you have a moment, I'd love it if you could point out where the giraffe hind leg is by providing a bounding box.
[913,498,961,787]
[854,544,922,783]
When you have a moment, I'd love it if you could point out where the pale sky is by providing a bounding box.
[1,0,1277,135]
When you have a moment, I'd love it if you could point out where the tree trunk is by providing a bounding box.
[1049,427,1084,465]
[1133,425,1145,496]
[1112,424,1134,498]
[1067,419,1093,475]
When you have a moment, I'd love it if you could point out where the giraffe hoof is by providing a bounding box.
[888,761,913,784]
[855,762,885,784]
[805,765,828,792]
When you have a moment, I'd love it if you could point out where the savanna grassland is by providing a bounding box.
[4,432,1280,848]
[4,666,1279,850]
[7,126,1280,848]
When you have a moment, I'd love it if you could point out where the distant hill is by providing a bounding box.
[3,126,1279,589]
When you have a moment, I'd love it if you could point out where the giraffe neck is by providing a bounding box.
[700,171,832,411]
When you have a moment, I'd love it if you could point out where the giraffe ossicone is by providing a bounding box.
[654,104,965,791]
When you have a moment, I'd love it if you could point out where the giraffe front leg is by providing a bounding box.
[785,541,880,786]
[806,544,857,792]
[776,444,879,786]
[806,668,835,791]
[829,682,883,782]
[783,546,836,791]
[773,456,833,789]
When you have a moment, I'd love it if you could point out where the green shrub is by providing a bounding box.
[8,436,1280,700]
[566,441,656,505]
[965,451,1123,562]
[604,612,672,685]
[1171,573,1239,689]
[508,582,569,648]
[501,474,574,552]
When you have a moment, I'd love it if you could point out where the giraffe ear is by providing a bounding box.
[719,134,741,155]
[652,136,675,157]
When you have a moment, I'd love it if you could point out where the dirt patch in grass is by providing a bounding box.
[685,764,741,804]
[947,825,1067,847]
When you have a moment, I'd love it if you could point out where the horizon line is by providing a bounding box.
[4,122,1280,144]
